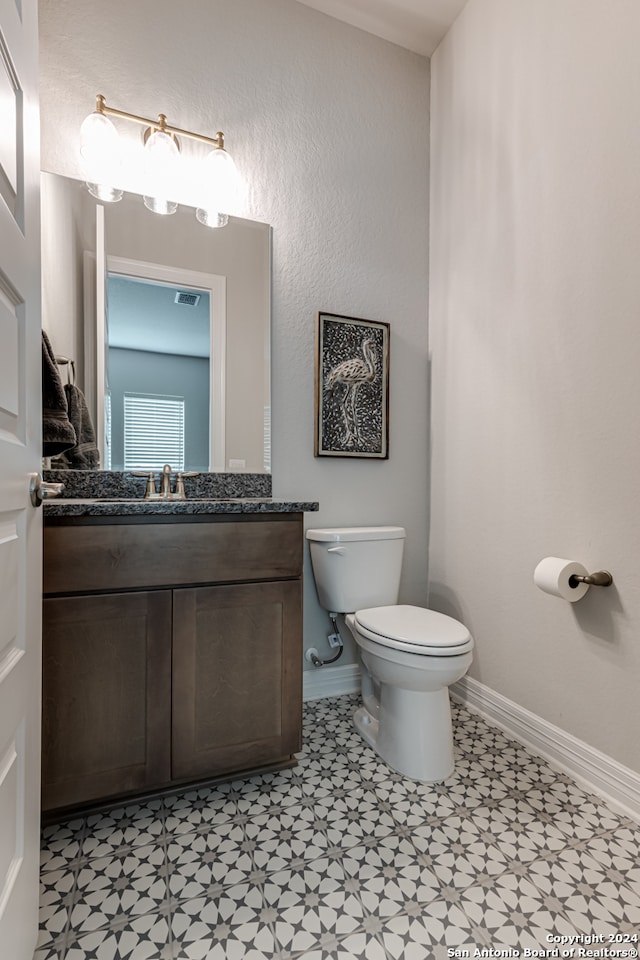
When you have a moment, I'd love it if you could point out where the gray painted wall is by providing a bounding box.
[108,347,209,472]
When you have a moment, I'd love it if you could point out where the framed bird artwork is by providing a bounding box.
[314,312,390,458]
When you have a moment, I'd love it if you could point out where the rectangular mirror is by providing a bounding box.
[41,172,272,472]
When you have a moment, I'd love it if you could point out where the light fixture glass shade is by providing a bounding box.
[79,112,123,202]
[142,130,180,215]
[195,148,239,228]
[195,208,229,229]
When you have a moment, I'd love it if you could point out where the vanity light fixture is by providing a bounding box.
[79,94,240,226]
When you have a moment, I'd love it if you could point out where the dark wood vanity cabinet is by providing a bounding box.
[41,514,303,815]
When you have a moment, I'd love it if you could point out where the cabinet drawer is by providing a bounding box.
[44,515,303,595]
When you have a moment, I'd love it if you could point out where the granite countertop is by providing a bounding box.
[41,470,319,517]
[43,497,319,517]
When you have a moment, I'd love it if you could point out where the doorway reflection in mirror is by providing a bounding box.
[106,273,211,472]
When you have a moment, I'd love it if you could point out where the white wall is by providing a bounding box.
[38,0,430,666]
[429,0,640,772]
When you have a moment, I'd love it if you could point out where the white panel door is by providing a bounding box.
[0,0,42,956]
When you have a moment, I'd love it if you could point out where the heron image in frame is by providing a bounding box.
[315,312,390,458]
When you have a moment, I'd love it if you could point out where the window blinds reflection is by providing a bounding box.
[123,393,185,471]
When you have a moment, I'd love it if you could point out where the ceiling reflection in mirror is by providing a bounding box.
[40,172,272,472]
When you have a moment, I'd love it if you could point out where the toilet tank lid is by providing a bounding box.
[306,526,406,542]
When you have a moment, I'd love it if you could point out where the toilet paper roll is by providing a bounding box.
[533,557,590,602]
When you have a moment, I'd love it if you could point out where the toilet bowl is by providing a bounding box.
[306,526,474,783]
[346,605,473,782]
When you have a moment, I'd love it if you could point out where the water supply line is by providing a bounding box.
[306,613,344,667]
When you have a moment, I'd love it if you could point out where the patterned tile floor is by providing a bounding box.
[36,695,640,959]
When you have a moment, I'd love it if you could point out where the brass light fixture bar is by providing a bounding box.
[93,94,225,150]
[81,93,239,225]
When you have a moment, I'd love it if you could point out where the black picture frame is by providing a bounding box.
[314,312,390,459]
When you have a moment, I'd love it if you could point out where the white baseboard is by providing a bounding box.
[303,662,360,702]
[451,676,640,823]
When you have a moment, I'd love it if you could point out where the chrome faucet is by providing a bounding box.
[132,465,199,500]
[160,463,173,499]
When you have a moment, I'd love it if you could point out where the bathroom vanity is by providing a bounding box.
[41,479,318,817]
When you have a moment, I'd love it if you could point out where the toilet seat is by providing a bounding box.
[353,604,474,657]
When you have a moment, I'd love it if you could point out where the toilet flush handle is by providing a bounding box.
[327,546,346,555]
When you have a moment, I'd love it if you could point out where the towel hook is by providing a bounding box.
[55,355,76,385]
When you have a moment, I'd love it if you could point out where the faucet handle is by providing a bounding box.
[131,471,158,498]
[174,471,199,500]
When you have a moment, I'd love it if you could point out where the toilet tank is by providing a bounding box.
[306,526,405,613]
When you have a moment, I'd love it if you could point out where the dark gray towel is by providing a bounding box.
[42,331,76,456]
[53,384,100,469]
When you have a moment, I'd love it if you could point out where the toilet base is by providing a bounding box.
[354,705,379,750]
[354,685,455,783]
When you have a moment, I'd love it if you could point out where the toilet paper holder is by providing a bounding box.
[569,570,613,588]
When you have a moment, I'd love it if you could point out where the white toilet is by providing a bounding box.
[306,525,474,783]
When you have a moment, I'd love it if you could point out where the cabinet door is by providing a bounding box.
[172,581,302,782]
[42,591,172,812]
